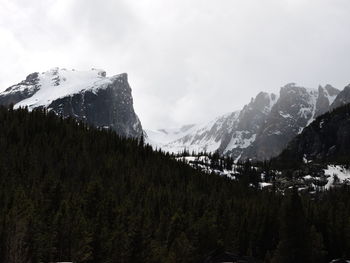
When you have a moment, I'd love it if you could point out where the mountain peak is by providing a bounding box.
[280,83,304,96]
[8,68,118,110]
[283,82,297,88]
[318,84,339,96]
[331,84,350,110]
[0,68,143,138]
[25,72,40,83]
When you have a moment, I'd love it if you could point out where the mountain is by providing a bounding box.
[145,124,197,147]
[220,91,277,160]
[149,83,341,161]
[241,83,339,160]
[276,103,350,166]
[150,111,240,154]
[147,92,277,158]
[0,68,143,138]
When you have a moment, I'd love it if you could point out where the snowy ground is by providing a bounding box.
[324,165,350,189]
[179,155,350,193]
[302,165,350,190]
[176,156,238,180]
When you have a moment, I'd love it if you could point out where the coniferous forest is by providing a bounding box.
[0,107,350,262]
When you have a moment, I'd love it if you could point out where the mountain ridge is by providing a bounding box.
[148,83,345,161]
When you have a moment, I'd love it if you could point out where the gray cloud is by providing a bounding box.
[1,0,350,129]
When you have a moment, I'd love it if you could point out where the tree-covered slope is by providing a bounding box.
[0,107,349,263]
[276,103,350,167]
[0,107,268,262]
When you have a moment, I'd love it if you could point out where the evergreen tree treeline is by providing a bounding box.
[0,107,349,262]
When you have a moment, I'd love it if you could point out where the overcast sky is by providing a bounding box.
[1,0,350,129]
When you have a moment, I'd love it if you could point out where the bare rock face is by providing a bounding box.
[330,85,350,110]
[0,68,143,138]
[315,84,340,116]
[0,72,40,106]
[221,92,277,159]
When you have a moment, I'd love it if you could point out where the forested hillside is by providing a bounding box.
[276,103,350,168]
[0,107,349,262]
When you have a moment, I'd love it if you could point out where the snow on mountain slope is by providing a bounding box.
[145,124,198,149]
[145,124,196,144]
[0,68,143,138]
[156,112,240,153]
[13,68,112,109]
[222,92,278,157]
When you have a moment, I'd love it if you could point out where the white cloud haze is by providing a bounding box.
[1,0,350,129]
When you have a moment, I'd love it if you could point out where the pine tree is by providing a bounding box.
[272,190,309,263]
[308,225,326,263]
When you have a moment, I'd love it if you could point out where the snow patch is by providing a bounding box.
[324,165,350,189]
[279,111,293,119]
[14,68,116,110]
[225,132,256,152]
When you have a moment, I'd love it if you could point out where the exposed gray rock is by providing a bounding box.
[222,92,276,159]
[315,85,340,116]
[330,84,350,110]
[243,84,324,160]
[0,72,40,106]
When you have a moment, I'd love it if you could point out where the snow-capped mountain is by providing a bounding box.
[241,83,340,160]
[220,91,278,160]
[0,68,143,138]
[148,83,342,161]
[147,91,277,158]
[164,112,241,153]
[145,124,197,146]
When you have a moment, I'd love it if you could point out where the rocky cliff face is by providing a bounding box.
[242,84,339,160]
[220,92,277,160]
[0,68,143,138]
[315,84,339,116]
[330,85,350,110]
[0,72,40,106]
[148,83,344,161]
